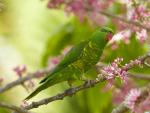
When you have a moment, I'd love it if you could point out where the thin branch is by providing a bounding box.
[129,73,150,80]
[112,83,150,113]
[99,10,150,31]
[0,69,50,93]
[125,53,150,69]
[24,75,106,110]
[0,101,31,113]
[111,103,128,113]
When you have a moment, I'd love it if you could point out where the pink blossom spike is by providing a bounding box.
[136,29,147,43]
[113,79,136,105]
[13,65,27,77]
[124,88,141,112]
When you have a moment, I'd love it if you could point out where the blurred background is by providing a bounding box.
[0,0,149,113]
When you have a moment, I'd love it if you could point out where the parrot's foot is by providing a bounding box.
[84,80,95,87]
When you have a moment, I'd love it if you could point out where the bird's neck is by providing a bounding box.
[91,34,108,50]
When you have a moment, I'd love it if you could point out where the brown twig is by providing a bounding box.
[111,103,128,113]
[99,10,150,31]
[0,69,50,93]
[129,73,150,80]
[24,75,106,110]
[0,101,31,113]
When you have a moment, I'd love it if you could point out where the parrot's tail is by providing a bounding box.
[25,82,48,100]
[25,74,64,100]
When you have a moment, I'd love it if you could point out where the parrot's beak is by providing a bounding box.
[106,33,113,41]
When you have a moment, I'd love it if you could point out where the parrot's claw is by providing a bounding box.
[144,60,150,67]
[84,80,95,87]
[144,53,150,67]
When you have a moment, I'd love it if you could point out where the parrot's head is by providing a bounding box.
[91,27,114,48]
[100,27,114,41]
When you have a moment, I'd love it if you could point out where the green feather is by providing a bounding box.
[25,28,113,100]
[40,40,88,84]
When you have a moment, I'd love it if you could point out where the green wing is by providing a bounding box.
[40,40,88,83]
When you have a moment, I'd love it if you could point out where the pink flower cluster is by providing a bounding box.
[11,46,72,92]
[103,57,142,87]
[112,79,136,105]
[13,65,35,91]
[129,4,150,23]
[113,80,150,113]
[47,0,150,44]
[124,88,150,113]
[137,96,150,113]
[118,1,150,43]
[13,64,26,77]
[122,59,141,71]
[136,29,147,43]
[124,88,141,111]
[48,56,62,70]
[47,0,113,25]
[129,3,149,42]
[103,58,127,83]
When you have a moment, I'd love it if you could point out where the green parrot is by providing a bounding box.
[25,27,114,100]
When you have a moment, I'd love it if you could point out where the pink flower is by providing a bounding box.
[103,57,142,87]
[123,59,141,71]
[47,0,113,25]
[113,80,150,113]
[34,70,46,78]
[111,42,118,50]
[103,58,125,80]
[13,65,26,77]
[113,79,136,104]
[47,0,64,8]
[137,96,150,113]
[103,58,128,87]
[119,1,150,44]
[109,30,131,45]
[20,100,28,108]
[125,90,150,113]
[48,56,61,70]
[136,29,147,43]
[124,88,141,111]
[48,46,72,70]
